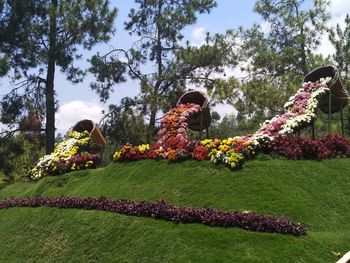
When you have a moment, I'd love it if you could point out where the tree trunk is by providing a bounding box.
[148,108,157,142]
[147,0,163,142]
[45,0,58,154]
[300,25,308,75]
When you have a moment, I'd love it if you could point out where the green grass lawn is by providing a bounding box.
[0,159,349,262]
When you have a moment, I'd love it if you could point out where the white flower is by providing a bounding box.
[320,77,332,84]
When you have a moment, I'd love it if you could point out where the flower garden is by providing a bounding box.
[20,75,350,237]
[29,130,100,180]
[29,76,350,181]
[112,77,350,169]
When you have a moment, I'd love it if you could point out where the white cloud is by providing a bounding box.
[56,100,105,135]
[190,26,207,46]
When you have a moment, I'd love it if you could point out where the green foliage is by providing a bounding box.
[100,103,148,146]
[99,142,118,167]
[209,113,263,139]
[0,136,24,177]
[329,13,350,90]
[89,0,239,141]
[233,0,331,125]
[0,0,117,152]
[0,159,350,261]
[253,0,330,76]
[0,133,45,183]
[0,0,117,76]
[235,77,299,118]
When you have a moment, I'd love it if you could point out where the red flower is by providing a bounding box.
[191,145,209,160]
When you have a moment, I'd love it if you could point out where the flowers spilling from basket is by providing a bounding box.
[113,103,252,169]
[113,77,349,170]
[250,77,331,142]
[29,130,100,180]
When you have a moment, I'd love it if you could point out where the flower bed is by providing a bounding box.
[29,131,100,180]
[113,104,248,169]
[267,134,350,160]
[113,77,350,170]
[0,196,307,236]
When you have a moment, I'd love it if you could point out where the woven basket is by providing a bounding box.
[72,119,107,148]
[304,65,349,113]
[176,90,211,131]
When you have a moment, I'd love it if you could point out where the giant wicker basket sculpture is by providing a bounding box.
[177,90,211,131]
[72,119,107,148]
[304,65,349,113]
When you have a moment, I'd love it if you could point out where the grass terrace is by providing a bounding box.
[0,158,349,262]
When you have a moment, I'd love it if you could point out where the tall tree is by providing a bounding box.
[329,13,350,89]
[253,0,330,76]
[329,14,350,134]
[0,0,117,153]
[90,0,238,141]
[236,0,330,118]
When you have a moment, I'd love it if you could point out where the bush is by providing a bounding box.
[321,134,350,157]
[267,134,342,160]
[300,139,331,160]
[267,134,303,160]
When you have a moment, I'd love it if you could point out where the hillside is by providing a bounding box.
[0,159,349,262]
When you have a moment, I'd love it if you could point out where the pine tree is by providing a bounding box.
[89,0,238,141]
[0,0,117,153]
[329,13,350,89]
[237,0,330,118]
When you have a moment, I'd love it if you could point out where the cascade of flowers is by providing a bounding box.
[249,77,331,144]
[114,103,247,169]
[152,103,201,160]
[114,103,201,161]
[114,77,334,170]
[29,130,99,180]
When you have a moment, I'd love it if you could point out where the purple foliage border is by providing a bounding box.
[0,196,307,236]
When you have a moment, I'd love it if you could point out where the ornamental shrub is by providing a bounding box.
[321,134,350,157]
[267,134,303,160]
[300,139,331,160]
[266,134,350,160]
[29,130,98,180]
[191,145,209,161]
[0,197,307,236]
[114,143,150,161]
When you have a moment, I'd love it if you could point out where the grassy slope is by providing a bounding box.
[0,159,349,262]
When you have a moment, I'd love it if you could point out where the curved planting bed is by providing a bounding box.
[0,196,307,236]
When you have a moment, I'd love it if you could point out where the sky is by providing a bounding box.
[2,0,350,135]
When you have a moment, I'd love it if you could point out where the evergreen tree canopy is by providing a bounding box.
[0,0,117,153]
[329,13,350,87]
[236,0,330,119]
[89,0,239,141]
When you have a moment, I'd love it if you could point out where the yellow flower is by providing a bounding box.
[138,144,150,152]
[69,146,79,155]
[219,144,230,152]
[113,151,121,161]
[200,139,212,146]
[222,138,233,145]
